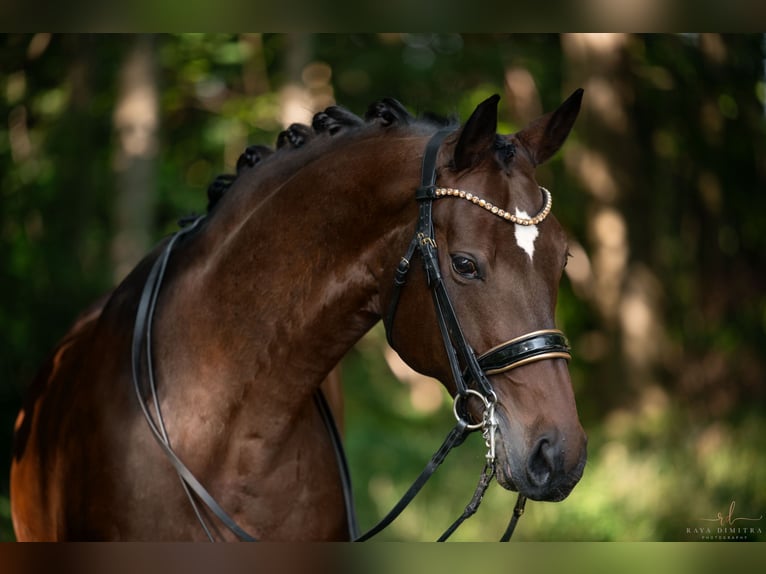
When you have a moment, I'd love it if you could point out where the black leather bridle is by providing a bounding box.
[375,128,573,540]
[384,128,571,420]
[130,128,571,542]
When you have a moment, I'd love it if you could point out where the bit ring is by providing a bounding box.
[453,389,491,430]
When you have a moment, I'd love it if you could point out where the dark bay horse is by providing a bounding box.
[11,89,587,541]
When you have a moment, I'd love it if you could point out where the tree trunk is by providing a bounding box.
[111,35,159,283]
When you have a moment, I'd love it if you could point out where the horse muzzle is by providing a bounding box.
[494,425,587,502]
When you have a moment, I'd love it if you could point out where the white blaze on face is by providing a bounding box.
[514,208,539,260]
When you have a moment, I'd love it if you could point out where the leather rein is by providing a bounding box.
[130,129,571,541]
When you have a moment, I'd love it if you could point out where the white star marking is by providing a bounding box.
[514,208,538,260]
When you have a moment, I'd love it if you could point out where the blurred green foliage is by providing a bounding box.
[1,34,764,541]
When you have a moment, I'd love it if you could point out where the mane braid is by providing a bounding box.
[202,99,454,214]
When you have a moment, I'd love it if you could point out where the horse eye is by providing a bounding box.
[451,255,480,279]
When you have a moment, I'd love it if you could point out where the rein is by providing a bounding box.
[130,128,570,542]
[131,216,256,541]
[131,217,357,541]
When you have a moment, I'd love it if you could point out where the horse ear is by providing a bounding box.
[515,88,583,166]
[453,94,500,171]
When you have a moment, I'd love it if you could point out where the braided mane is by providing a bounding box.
[205,99,454,212]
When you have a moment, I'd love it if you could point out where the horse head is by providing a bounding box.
[384,90,587,502]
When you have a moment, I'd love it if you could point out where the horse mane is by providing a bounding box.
[204,98,455,212]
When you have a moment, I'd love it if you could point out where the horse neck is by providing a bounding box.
[155,132,426,411]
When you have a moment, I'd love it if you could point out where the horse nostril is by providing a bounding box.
[526,436,558,488]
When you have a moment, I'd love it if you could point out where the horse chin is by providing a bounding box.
[494,460,519,492]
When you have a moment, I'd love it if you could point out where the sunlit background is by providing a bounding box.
[1,33,764,541]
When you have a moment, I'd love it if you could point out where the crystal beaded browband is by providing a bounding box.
[434,185,552,226]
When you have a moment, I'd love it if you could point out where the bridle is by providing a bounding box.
[130,128,571,542]
[377,128,572,539]
[384,129,571,403]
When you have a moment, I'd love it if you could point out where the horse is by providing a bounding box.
[10,88,588,541]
